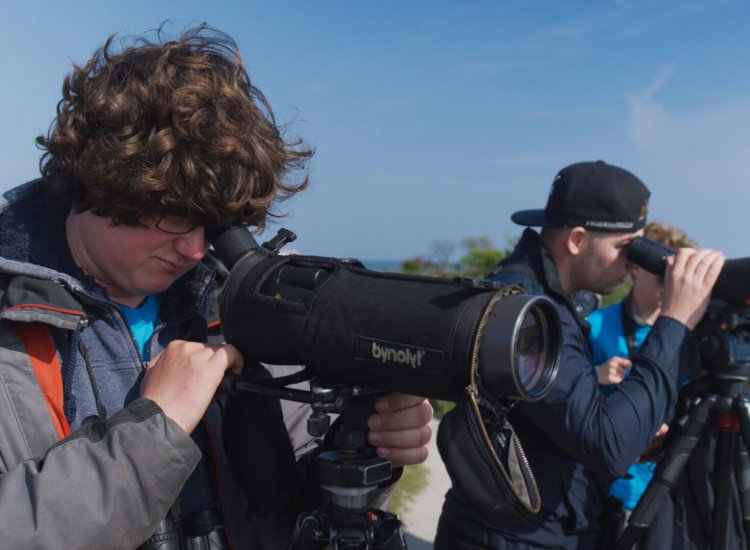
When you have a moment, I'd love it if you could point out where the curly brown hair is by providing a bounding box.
[36,24,311,231]
[644,220,697,250]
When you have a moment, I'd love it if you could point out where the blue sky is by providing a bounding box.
[2,1,749,261]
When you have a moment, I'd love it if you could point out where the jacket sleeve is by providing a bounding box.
[519,311,697,477]
[0,398,200,550]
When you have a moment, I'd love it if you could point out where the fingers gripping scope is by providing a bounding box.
[627,237,750,307]
[209,226,561,402]
[627,237,750,376]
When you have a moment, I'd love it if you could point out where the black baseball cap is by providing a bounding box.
[511,161,650,232]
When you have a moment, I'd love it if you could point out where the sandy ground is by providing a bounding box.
[399,418,452,549]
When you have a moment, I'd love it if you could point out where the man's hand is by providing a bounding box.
[661,248,725,330]
[637,423,670,463]
[141,340,243,434]
[595,356,632,385]
[366,393,433,468]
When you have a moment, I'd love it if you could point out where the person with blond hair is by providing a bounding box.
[588,220,697,547]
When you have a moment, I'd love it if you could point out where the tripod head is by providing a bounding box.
[288,387,407,550]
[695,303,750,386]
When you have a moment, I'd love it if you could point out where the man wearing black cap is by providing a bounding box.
[435,161,724,549]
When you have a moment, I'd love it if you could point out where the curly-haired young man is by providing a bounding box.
[0,25,431,549]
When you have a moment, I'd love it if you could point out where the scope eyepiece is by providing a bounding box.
[626,236,675,277]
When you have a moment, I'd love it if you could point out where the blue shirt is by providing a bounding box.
[588,300,655,510]
[117,294,161,360]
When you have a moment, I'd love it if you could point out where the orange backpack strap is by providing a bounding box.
[11,322,71,440]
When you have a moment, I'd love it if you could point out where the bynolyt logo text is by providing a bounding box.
[370,341,426,369]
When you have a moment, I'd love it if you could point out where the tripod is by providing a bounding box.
[288,391,408,550]
[221,369,408,549]
[614,373,750,550]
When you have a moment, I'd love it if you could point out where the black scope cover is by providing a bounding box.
[218,252,554,402]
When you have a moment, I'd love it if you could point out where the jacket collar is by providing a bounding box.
[511,229,568,300]
[511,228,591,333]
[0,179,84,285]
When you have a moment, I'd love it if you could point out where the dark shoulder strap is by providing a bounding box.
[619,295,639,358]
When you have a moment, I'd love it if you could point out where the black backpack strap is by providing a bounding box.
[619,294,639,358]
[222,363,300,518]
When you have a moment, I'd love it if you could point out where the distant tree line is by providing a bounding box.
[397,233,630,305]
[398,236,516,278]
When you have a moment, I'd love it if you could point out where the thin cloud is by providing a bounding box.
[647,101,750,178]
[626,64,677,146]
[627,99,750,256]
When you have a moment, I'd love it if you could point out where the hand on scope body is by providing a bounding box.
[141,340,244,435]
[660,247,725,330]
[366,393,433,468]
[595,356,632,385]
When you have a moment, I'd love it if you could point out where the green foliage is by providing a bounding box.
[398,239,459,277]
[387,463,429,521]
[399,257,427,275]
[399,235,516,278]
[458,237,506,278]
[429,398,455,418]
[599,280,633,307]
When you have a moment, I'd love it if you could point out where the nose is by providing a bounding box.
[174,227,210,261]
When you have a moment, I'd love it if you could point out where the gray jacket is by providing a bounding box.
[0,179,324,549]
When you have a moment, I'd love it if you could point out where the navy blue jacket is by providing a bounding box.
[439,229,699,549]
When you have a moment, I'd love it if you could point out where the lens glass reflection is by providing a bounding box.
[515,308,547,394]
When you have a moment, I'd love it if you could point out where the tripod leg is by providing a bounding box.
[614,394,717,550]
[712,411,738,550]
[735,400,750,549]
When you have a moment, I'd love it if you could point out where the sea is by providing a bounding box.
[359,259,403,272]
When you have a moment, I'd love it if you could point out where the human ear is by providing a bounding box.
[566,227,588,256]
